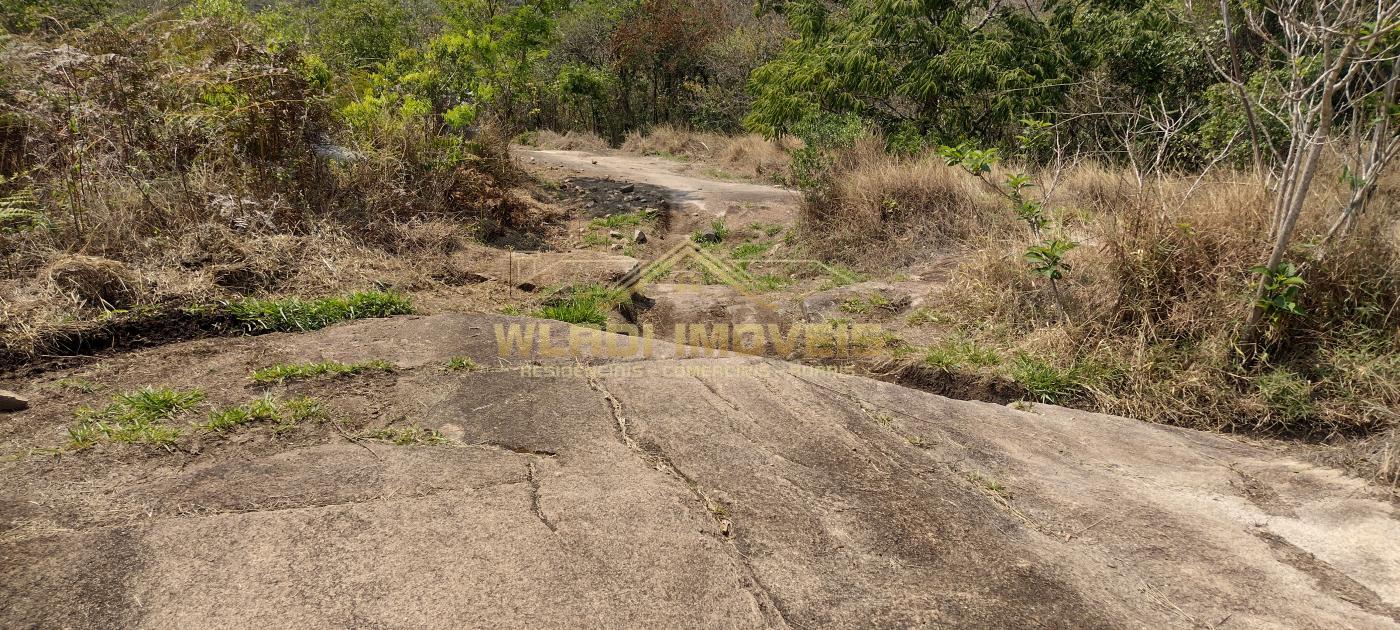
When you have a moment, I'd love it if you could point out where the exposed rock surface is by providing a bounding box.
[1,314,1397,628]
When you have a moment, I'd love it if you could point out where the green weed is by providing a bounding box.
[251,360,395,384]
[731,242,771,260]
[581,231,610,248]
[226,291,413,333]
[68,386,205,449]
[1010,354,1084,403]
[533,284,627,328]
[923,337,1001,370]
[202,395,282,432]
[822,264,864,288]
[202,395,330,433]
[444,356,478,371]
[589,210,653,229]
[752,274,791,291]
[1256,368,1317,425]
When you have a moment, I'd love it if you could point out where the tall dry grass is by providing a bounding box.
[803,145,1400,481]
[529,129,611,152]
[621,124,798,182]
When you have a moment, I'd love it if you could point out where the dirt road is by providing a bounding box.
[519,147,801,231]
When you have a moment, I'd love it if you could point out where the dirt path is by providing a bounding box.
[519,147,801,233]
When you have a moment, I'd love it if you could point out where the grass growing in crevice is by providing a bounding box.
[251,360,395,384]
[589,210,656,230]
[533,284,629,328]
[841,292,894,314]
[201,395,282,432]
[731,242,772,261]
[201,395,330,433]
[68,387,205,449]
[226,291,414,333]
[444,357,478,372]
[361,426,453,446]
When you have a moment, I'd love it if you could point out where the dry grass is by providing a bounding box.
[621,124,798,182]
[530,129,611,152]
[801,152,1010,267]
[805,145,1399,482]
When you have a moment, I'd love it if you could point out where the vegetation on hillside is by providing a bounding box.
[2,0,1397,480]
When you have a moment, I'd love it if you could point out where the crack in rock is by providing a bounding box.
[584,370,795,629]
[526,460,558,533]
[1255,529,1400,623]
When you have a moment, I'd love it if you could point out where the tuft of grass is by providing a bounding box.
[731,242,771,260]
[226,291,413,333]
[362,426,452,446]
[533,284,627,328]
[822,263,865,288]
[282,396,330,423]
[906,307,947,326]
[581,231,610,248]
[693,218,730,244]
[1010,354,1084,403]
[589,210,653,229]
[923,337,1002,370]
[202,395,282,432]
[68,386,205,449]
[1256,368,1317,426]
[748,222,784,237]
[201,395,329,433]
[251,360,395,384]
[841,293,892,314]
[444,356,478,372]
[752,274,791,291]
[966,471,1010,497]
[55,377,101,393]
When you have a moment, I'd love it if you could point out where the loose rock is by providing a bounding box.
[0,390,29,412]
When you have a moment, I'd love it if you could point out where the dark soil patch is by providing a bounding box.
[0,306,244,378]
